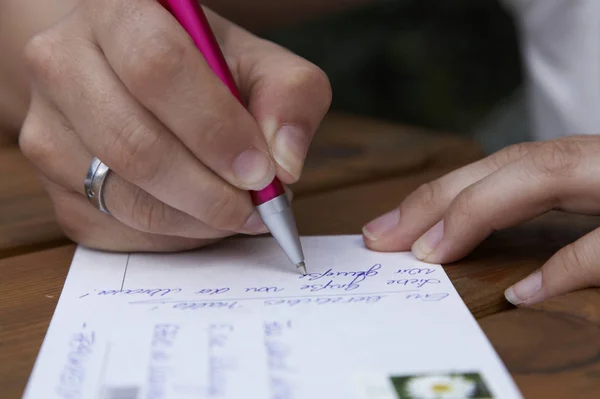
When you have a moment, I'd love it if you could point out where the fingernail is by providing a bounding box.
[505,270,542,305]
[285,186,294,202]
[240,211,269,234]
[273,125,309,181]
[412,220,444,260]
[233,148,275,189]
[362,209,401,241]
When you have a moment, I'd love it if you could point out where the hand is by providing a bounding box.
[362,136,600,306]
[18,1,331,252]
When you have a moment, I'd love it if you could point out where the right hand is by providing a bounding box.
[18,1,331,252]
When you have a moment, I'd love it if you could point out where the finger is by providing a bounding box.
[86,0,275,190]
[102,175,267,237]
[362,142,535,251]
[23,11,257,233]
[505,227,600,306]
[19,93,266,238]
[40,176,217,252]
[212,9,332,183]
[410,139,593,264]
[19,91,88,191]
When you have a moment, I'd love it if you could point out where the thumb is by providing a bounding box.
[214,17,331,183]
[504,228,600,306]
[243,44,331,183]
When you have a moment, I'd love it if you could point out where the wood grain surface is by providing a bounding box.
[480,289,600,399]
[2,113,599,398]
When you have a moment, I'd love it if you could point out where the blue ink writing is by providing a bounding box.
[301,264,381,283]
[299,280,359,292]
[172,301,238,310]
[386,278,441,288]
[299,264,381,292]
[405,292,449,301]
[209,324,234,348]
[97,288,181,297]
[264,321,295,399]
[264,320,292,338]
[195,288,230,295]
[55,326,95,399]
[208,323,235,396]
[265,295,382,307]
[396,267,436,275]
[245,286,284,293]
[147,324,180,399]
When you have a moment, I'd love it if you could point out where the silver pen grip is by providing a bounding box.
[256,194,305,270]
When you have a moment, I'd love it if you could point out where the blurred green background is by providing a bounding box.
[264,0,527,153]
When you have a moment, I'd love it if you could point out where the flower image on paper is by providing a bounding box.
[389,372,494,399]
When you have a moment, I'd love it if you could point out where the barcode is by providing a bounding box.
[102,386,139,399]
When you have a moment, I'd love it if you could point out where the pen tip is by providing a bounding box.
[296,261,307,276]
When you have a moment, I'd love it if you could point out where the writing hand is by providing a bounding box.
[362,137,600,306]
[19,1,331,252]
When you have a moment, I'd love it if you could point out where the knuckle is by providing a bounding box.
[490,142,535,169]
[123,32,187,96]
[109,115,166,183]
[23,31,68,84]
[411,180,444,210]
[130,188,168,233]
[529,140,582,178]
[287,65,332,110]
[204,185,247,230]
[556,242,589,277]
[19,116,50,166]
[451,188,477,222]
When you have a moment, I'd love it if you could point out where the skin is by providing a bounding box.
[363,137,600,307]
[2,0,335,251]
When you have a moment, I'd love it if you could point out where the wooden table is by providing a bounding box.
[1,113,599,398]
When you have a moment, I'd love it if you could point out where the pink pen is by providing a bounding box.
[159,0,306,275]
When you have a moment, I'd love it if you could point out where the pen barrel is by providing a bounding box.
[250,178,286,205]
[161,0,241,101]
[256,194,304,266]
[161,1,286,206]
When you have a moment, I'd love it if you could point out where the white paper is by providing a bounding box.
[23,235,522,399]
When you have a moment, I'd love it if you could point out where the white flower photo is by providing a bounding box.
[389,371,494,399]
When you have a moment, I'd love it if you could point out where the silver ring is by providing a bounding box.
[84,157,111,215]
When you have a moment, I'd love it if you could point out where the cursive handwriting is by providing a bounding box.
[208,323,236,397]
[172,301,239,310]
[147,324,180,399]
[405,292,449,301]
[299,264,381,292]
[55,325,95,399]
[264,321,295,399]
[246,286,284,293]
[265,295,382,307]
[301,264,381,283]
[386,278,441,288]
[196,288,230,295]
[396,267,437,275]
[97,288,181,297]
[299,280,360,292]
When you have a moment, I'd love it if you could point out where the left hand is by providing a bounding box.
[362,136,600,306]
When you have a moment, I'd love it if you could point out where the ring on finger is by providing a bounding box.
[84,157,111,215]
